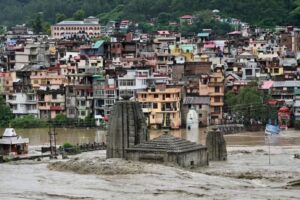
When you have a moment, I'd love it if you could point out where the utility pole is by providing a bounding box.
[48,122,57,158]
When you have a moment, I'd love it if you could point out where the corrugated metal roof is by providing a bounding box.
[273,81,300,88]
[93,40,104,49]
[295,89,300,95]
[197,32,210,37]
[294,101,300,107]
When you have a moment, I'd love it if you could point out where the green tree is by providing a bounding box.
[42,22,51,35]
[56,13,66,23]
[53,113,68,125]
[73,9,85,20]
[138,22,155,33]
[30,13,43,34]
[157,12,172,25]
[0,96,13,127]
[225,84,275,125]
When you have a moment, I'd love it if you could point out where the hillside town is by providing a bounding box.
[0,13,300,130]
[1,2,300,199]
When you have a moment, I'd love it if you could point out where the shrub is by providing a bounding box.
[63,142,81,155]
[295,120,300,130]
[63,142,73,149]
[10,115,47,128]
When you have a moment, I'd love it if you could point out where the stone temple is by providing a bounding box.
[126,131,208,168]
[106,95,148,159]
[106,96,208,168]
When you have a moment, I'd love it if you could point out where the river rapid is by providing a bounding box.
[0,128,300,199]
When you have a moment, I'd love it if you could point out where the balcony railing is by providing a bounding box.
[50,106,64,111]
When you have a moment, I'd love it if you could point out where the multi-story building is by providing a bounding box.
[4,68,38,118]
[271,81,300,103]
[14,40,56,70]
[294,89,300,121]
[51,17,101,39]
[0,72,5,94]
[279,29,300,52]
[137,84,181,129]
[93,74,106,124]
[118,69,149,99]
[37,87,65,119]
[199,69,225,125]
[30,68,66,119]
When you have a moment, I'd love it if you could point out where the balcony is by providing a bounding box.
[75,85,93,90]
[210,102,224,106]
[39,106,50,110]
[208,82,224,87]
[210,92,225,96]
[50,106,64,111]
[272,91,294,95]
[38,98,45,102]
[95,105,105,109]
[160,107,179,112]
[142,108,152,113]
[211,111,221,116]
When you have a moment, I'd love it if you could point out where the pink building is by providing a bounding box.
[51,17,101,39]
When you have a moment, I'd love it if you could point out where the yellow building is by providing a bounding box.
[267,67,284,77]
[170,44,196,62]
[137,85,181,129]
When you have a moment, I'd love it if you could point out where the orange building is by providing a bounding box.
[137,84,181,129]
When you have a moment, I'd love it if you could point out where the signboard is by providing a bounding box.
[265,124,280,135]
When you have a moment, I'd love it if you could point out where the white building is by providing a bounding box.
[118,69,149,100]
[6,93,39,118]
[14,40,56,70]
[118,69,169,100]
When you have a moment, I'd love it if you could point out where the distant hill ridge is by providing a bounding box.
[0,0,299,27]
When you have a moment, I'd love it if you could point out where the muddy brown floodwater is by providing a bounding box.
[0,127,299,146]
[0,128,300,200]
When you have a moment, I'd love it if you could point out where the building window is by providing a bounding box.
[119,80,136,86]
[214,107,221,114]
[154,94,159,98]
[215,97,221,103]
[166,94,171,98]
[66,99,71,105]
[274,68,279,73]
[215,86,220,93]
[153,103,158,109]
[245,69,252,76]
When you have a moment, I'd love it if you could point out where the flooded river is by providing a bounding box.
[1,127,300,146]
[1,128,300,199]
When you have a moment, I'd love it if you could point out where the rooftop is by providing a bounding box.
[56,19,99,26]
[127,133,206,153]
[273,81,300,88]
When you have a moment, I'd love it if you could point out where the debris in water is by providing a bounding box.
[48,157,145,175]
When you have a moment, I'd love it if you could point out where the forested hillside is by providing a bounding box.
[0,0,300,27]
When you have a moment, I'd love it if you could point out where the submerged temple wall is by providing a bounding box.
[106,100,148,158]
